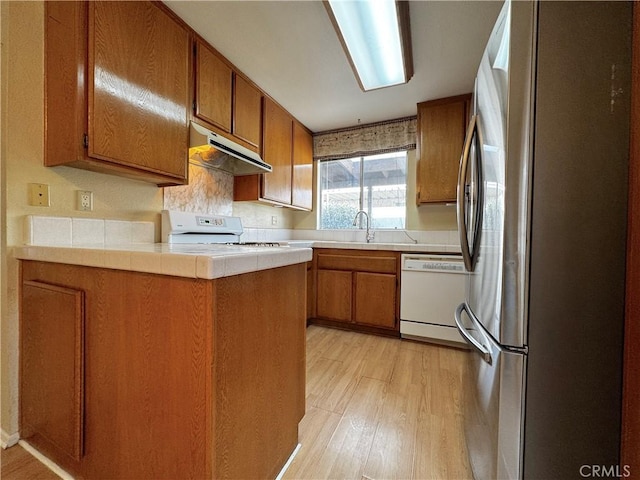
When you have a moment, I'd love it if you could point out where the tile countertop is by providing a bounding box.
[13,241,460,280]
[289,240,461,253]
[13,243,313,280]
[16,216,461,279]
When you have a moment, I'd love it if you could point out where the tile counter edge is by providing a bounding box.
[13,245,313,280]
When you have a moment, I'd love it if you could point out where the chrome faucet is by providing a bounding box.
[352,210,374,243]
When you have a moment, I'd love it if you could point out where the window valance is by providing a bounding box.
[313,116,417,161]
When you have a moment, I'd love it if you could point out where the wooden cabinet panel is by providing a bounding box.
[317,253,397,274]
[317,269,352,322]
[45,1,190,185]
[233,74,262,149]
[88,1,190,180]
[233,109,313,211]
[292,121,313,210]
[354,272,397,329]
[21,281,84,463]
[262,97,293,204]
[45,1,87,167]
[213,265,305,479]
[416,94,471,204]
[195,40,233,132]
[312,249,400,334]
[307,261,316,320]
[20,261,306,480]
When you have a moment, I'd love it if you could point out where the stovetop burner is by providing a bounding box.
[230,242,285,247]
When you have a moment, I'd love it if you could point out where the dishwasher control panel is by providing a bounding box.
[402,255,465,273]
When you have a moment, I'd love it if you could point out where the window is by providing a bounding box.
[319,151,408,229]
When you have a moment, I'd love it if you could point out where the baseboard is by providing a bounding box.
[275,443,301,480]
[18,440,74,480]
[1,429,19,449]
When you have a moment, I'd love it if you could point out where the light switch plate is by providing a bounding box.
[77,190,93,211]
[29,183,50,207]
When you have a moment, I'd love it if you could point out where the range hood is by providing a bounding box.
[189,121,272,176]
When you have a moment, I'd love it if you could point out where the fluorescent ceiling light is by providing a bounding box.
[325,0,413,91]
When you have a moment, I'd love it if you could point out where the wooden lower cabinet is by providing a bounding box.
[317,269,352,321]
[21,281,84,465]
[354,272,397,329]
[20,261,306,480]
[311,249,400,335]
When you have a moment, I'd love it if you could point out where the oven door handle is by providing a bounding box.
[455,303,492,365]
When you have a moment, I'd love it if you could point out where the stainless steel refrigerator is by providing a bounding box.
[454,1,633,478]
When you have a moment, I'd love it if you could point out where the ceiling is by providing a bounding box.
[164,0,504,133]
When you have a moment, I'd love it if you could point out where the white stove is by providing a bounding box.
[161,210,286,247]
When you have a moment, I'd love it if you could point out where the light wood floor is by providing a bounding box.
[1,442,59,480]
[1,325,471,480]
[284,325,472,480]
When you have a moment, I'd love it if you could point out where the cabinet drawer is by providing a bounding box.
[317,254,397,274]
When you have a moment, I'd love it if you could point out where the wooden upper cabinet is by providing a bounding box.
[292,121,313,210]
[45,1,191,186]
[194,40,232,133]
[262,97,293,205]
[233,74,262,149]
[193,41,262,153]
[234,108,314,211]
[416,94,471,204]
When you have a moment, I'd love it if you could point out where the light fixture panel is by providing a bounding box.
[326,0,413,91]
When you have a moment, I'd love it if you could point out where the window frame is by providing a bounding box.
[317,150,408,230]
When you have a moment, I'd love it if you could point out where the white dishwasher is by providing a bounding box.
[400,254,466,346]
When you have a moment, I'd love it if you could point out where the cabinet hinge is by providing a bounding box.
[192,100,197,112]
[82,134,88,149]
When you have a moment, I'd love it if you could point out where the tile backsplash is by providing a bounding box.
[24,216,155,246]
[163,162,234,216]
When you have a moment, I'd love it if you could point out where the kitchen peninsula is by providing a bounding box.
[15,241,311,479]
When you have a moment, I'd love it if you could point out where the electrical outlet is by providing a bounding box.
[271,216,278,226]
[29,183,50,206]
[77,190,93,211]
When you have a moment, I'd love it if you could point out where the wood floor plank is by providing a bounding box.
[305,356,344,411]
[363,384,421,480]
[321,376,388,480]
[1,444,60,480]
[282,406,342,480]
[311,333,374,414]
[414,413,472,480]
[358,333,401,383]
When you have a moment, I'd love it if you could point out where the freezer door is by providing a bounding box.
[455,302,525,480]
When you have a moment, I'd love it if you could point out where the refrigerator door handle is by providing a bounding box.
[457,114,478,272]
[455,302,492,365]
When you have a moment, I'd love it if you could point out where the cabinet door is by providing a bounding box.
[45,1,87,167]
[354,272,397,329]
[88,1,190,180]
[292,121,313,210]
[262,97,293,204]
[316,269,352,322]
[416,94,471,204]
[233,74,262,150]
[21,281,85,462]
[195,40,233,133]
